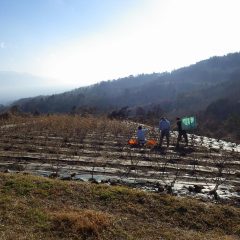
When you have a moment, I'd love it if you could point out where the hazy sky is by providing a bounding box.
[1,0,240,87]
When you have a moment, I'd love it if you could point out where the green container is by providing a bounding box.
[181,116,197,130]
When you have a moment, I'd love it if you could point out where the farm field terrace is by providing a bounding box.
[0,114,240,203]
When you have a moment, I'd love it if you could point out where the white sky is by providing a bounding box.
[2,0,240,88]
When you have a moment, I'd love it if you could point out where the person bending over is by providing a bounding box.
[176,117,188,147]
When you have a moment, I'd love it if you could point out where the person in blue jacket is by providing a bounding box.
[137,125,146,146]
[159,117,170,148]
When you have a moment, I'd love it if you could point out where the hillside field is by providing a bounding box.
[0,114,240,239]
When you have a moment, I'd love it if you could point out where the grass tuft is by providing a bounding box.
[51,209,112,238]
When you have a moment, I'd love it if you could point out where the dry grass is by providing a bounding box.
[51,210,112,239]
[0,173,240,240]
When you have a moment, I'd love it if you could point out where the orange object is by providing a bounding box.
[128,139,138,145]
[146,139,157,146]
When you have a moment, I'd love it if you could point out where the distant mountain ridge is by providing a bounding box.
[12,52,240,116]
[0,71,71,104]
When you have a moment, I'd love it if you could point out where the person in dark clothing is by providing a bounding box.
[176,117,188,147]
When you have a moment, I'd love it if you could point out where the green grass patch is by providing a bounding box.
[24,208,50,229]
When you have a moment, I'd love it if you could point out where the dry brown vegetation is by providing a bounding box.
[0,173,240,240]
[51,210,112,238]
